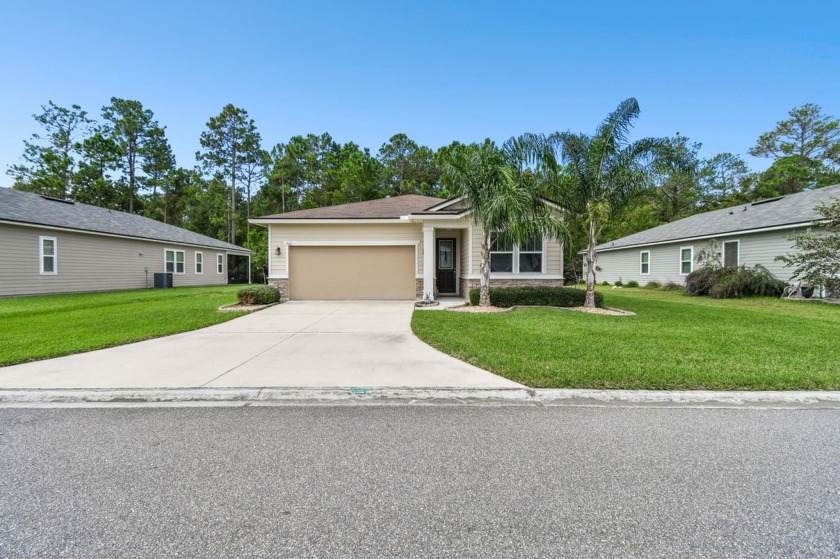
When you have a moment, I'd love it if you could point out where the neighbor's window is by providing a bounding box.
[680,247,693,275]
[217,254,224,274]
[640,251,650,275]
[723,240,739,267]
[195,252,203,274]
[40,236,57,275]
[165,249,185,274]
[519,236,543,273]
[490,233,514,273]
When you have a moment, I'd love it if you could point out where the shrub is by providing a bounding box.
[643,281,661,289]
[626,280,639,288]
[686,265,785,299]
[601,281,610,286]
[661,281,683,291]
[614,279,624,287]
[236,285,280,305]
[469,286,603,308]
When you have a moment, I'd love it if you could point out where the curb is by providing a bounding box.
[1,387,840,408]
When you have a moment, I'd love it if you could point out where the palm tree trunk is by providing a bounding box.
[585,218,597,307]
[479,236,491,307]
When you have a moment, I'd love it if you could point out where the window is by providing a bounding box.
[39,236,57,275]
[217,254,224,274]
[165,249,185,274]
[489,233,514,272]
[195,252,203,274]
[438,240,454,269]
[640,251,650,275]
[490,233,543,273]
[680,247,693,275]
[723,240,739,267]
[519,236,543,273]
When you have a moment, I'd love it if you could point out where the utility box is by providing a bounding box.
[153,272,173,288]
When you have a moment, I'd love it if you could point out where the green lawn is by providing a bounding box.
[0,286,246,366]
[411,289,840,390]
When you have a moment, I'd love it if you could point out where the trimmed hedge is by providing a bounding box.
[237,285,280,305]
[469,286,603,308]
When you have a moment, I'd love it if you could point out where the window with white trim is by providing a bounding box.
[519,236,543,273]
[640,251,650,275]
[489,234,514,272]
[217,254,224,274]
[39,236,57,275]
[165,249,185,274]
[195,252,203,274]
[680,247,693,275]
[723,240,739,267]
[490,233,543,273]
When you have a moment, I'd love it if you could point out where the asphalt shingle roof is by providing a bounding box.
[257,195,447,219]
[0,188,249,252]
[597,184,840,251]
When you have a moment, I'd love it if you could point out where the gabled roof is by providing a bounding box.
[596,184,840,252]
[0,188,249,252]
[256,194,447,220]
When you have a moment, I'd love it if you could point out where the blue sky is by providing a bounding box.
[1,1,838,186]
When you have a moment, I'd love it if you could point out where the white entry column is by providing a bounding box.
[423,225,435,300]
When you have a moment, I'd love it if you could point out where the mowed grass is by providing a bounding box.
[412,289,840,390]
[0,286,246,366]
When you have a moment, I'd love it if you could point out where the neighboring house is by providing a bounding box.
[0,188,251,296]
[590,184,840,286]
[250,194,564,300]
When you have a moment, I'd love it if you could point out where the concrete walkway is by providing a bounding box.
[0,301,522,390]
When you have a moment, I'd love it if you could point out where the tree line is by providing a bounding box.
[7,98,840,281]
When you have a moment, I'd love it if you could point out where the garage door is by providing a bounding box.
[289,245,416,300]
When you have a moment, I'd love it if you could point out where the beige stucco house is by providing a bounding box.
[0,187,250,297]
[589,185,839,286]
[250,195,564,300]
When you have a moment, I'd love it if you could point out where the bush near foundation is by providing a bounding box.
[236,285,280,304]
[686,265,785,299]
[469,286,603,308]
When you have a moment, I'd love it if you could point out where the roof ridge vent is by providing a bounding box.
[40,195,75,205]
[751,196,784,206]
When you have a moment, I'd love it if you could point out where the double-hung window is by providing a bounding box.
[40,236,57,275]
[195,252,203,274]
[640,251,650,275]
[217,254,224,274]
[489,234,514,273]
[519,237,543,273]
[165,249,185,274]
[680,247,693,275]
[490,233,544,273]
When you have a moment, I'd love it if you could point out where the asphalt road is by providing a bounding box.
[1,406,839,558]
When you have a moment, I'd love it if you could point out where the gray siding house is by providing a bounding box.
[590,185,840,286]
[0,188,250,297]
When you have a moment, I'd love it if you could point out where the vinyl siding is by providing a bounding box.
[592,228,816,285]
[468,223,563,277]
[268,223,424,278]
[0,224,230,296]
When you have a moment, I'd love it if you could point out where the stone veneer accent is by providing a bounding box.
[461,277,565,298]
[268,278,289,301]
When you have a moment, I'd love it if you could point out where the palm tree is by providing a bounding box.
[532,98,659,307]
[440,139,565,306]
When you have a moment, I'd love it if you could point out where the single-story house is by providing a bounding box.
[590,184,840,286]
[0,187,250,296]
[250,194,564,300]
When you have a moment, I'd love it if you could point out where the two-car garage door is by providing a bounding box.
[288,246,416,300]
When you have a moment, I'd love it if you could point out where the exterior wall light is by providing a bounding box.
[275,247,282,256]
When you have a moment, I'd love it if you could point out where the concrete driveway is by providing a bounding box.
[0,301,522,389]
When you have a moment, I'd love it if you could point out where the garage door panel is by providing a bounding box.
[289,246,415,300]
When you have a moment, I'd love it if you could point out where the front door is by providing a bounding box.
[436,238,456,294]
